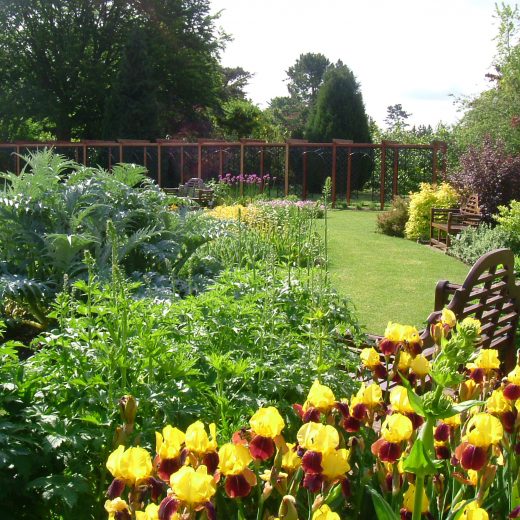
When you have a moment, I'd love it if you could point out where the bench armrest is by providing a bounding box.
[431,207,460,224]
[434,279,462,310]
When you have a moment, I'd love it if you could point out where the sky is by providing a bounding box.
[210,0,501,128]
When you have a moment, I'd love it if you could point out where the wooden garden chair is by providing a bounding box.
[430,194,482,251]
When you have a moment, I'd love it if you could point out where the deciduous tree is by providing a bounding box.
[0,0,223,140]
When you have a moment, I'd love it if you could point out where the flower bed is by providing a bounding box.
[102,312,520,519]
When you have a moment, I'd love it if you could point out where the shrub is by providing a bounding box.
[376,196,409,237]
[450,136,520,219]
[0,150,222,324]
[404,182,459,240]
[449,224,510,265]
[495,200,520,254]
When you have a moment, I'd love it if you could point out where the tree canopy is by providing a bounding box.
[0,0,224,140]
[286,52,331,106]
[454,3,520,154]
[305,61,371,143]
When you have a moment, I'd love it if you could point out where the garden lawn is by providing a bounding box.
[323,210,470,335]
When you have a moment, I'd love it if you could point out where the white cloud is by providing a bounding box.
[211,0,499,127]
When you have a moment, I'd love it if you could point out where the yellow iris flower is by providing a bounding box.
[442,414,461,428]
[470,349,500,371]
[321,448,350,479]
[360,347,382,369]
[466,413,503,448]
[135,503,160,520]
[351,383,383,409]
[380,413,413,443]
[104,498,131,519]
[312,504,341,519]
[390,386,415,414]
[507,365,520,385]
[441,308,456,328]
[297,422,339,453]
[486,389,511,415]
[106,445,152,485]
[403,483,429,513]
[250,406,285,438]
[384,322,405,342]
[410,354,431,378]
[402,325,421,344]
[398,351,412,371]
[303,379,336,413]
[281,443,301,471]
[156,425,185,460]
[218,443,252,476]
[458,501,489,520]
[170,465,216,505]
[185,421,217,454]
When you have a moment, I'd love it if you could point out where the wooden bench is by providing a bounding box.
[361,248,520,373]
[430,194,482,251]
[164,178,214,207]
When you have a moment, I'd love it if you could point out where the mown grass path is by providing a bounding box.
[322,210,470,334]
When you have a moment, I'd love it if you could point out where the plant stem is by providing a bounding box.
[412,474,425,520]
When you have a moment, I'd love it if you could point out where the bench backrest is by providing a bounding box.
[423,248,520,371]
[185,178,206,189]
[460,194,481,216]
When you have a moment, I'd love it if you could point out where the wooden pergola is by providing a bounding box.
[0,138,447,209]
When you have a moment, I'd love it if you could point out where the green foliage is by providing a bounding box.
[453,4,520,154]
[0,0,223,139]
[448,224,510,265]
[0,150,221,322]
[371,120,459,192]
[495,200,520,253]
[384,103,412,131]
[1,264,360,517]
[306,61,371,144]
[306,61,372,190]
[286,52,331,106]
[266,95,307,139]
[214,98,264,140]
[102,29,159,140]
[376,196,409,237]
[404,183,459,240]
[267,52,332,139]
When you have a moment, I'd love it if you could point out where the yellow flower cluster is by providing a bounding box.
[205,204,250,221]
[101,309,520,520]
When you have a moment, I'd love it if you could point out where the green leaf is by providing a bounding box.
[399,373,426,417]
[367,487,400,520]
[402,438,438,477]
[435,400,483,419]
[513,476,520,508]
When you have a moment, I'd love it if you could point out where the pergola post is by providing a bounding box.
[284,142,290,196]
[240,141,244,196]
[197,141,202,179]
[331,142,337,206]
[302,146,308,199]
[380,141,387,210]
[346,146,352,205]
[393,146,399,197]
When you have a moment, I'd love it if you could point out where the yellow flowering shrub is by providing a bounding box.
[206,204,250,221]
[404,182,459,240]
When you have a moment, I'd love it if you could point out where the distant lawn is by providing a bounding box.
[321,210,470,335]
